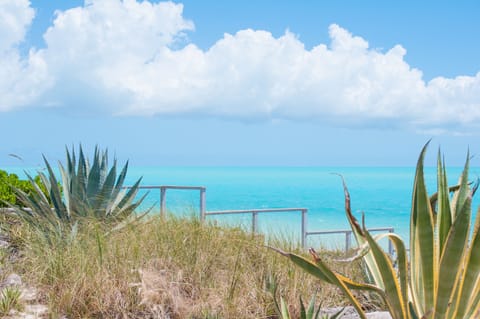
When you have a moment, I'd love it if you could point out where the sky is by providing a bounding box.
[1,0,480,167]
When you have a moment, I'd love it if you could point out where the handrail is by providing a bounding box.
[306,227,395,255]
[8,184,396,254]
[131,185,206,218]
[206,208,308,248]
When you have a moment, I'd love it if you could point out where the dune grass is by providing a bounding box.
[1,213,374,318]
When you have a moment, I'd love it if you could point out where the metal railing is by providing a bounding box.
[115,185,396,254]
[306,227,395,255]
[134,185,206,218]
[206,208,308,247]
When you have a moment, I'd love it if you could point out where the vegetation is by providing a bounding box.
[0,145,367,318]
[276,143,480,319]
[0,170,46,207]
[6,215,363,318]
[266,275,345,319]
[0,286,23,316]
[11,146,146,239]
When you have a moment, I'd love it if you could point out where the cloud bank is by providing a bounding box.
[1,0,480,133]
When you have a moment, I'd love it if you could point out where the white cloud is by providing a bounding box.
[0,0,50,111]
[1,0,480,133]
[0,0,34,50]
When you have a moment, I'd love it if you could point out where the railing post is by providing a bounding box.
[160,187,166,218]
[252,211,258,233]
[200,187,206,222]
[345,231,352,253]
[301,209,307,249]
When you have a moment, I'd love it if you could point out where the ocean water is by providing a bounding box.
[4,166,480,248]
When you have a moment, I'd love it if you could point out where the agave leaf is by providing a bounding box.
[436,152,452,256]
[42,156,69,220]
[450,205,480,318]
[374,232,409,318]
[410,142,435,316]
[113,177,143,216]
[111,160,128,201]
[95,166,117,213]
[362,224,406,319]
[450,152,470,220]
[338,175,385,290]
[434,157,471,318]
[58,163,73,218]
[75,146,88,200]
[86,152,102,205]
[272,247,368,319]
[408,302,420,319]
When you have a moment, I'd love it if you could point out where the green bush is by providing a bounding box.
[0,170,46,207]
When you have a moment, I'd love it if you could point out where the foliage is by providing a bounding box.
[0,170,47,207]
[0,286,23,315]
[275,143,480,319]
[266,274,344,319]
[12,145,146,238]
[14,215,361,318]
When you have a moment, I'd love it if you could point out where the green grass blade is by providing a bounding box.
[280,297,291,319]
[306,293,316,319]
[300,296,307,319]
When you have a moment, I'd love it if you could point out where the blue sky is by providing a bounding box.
[1,0,480,166]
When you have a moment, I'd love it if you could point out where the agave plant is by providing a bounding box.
[274,143,480,319]
[13,146,146,236]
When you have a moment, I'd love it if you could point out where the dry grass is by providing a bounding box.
[4,214,374,318]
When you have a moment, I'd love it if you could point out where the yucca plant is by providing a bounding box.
[274,143,480,319]
[12,146,146,237]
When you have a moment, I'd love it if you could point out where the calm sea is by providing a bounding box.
[4,166,480,248]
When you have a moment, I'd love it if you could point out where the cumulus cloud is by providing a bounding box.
[0,0,50,110]
[0,0,480,133]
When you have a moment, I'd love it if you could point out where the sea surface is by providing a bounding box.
[4,166,480,249]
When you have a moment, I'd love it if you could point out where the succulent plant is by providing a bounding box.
[13,145,146,237]
[274,143,480,319]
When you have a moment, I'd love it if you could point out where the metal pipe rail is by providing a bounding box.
[133,185,206,218]
[205,208,308,248]
[306,227,395,255]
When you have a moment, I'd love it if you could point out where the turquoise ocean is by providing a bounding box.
[5,166,480,249]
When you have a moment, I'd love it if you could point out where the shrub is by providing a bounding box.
[12,145,146,239]
[275,143,480,319]
[0,170,46,207]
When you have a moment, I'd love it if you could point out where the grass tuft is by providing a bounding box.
[6,214,370,318]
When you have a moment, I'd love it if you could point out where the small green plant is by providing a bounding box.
[266,274,344,319]
[12,145,146,238]
[274,143,480,319]
[0,286,23,315]
[0,170,47,207]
